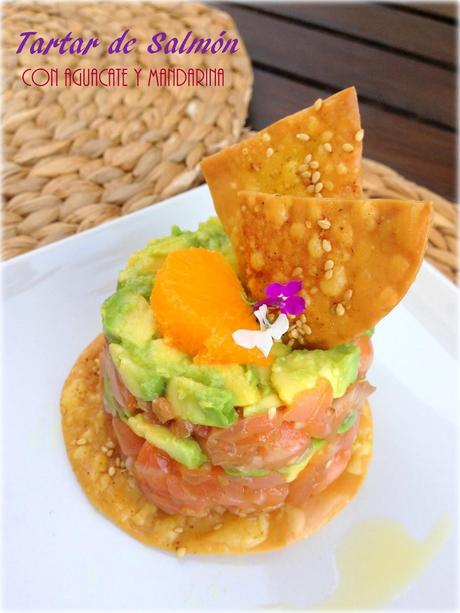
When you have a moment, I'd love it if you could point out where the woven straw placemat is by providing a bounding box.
[2,3,458,285]
[2,2,252,256]
[362,158,458,284]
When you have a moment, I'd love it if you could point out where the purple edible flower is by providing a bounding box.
[255,280,306,315]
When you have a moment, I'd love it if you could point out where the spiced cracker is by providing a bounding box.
[233,192,432,348]
[201,87,363,238]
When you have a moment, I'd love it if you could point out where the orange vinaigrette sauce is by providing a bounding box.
[316,516,449,609]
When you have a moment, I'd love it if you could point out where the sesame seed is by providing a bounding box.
[310,161,319,170]
[298,164,308,172]
[342,143,354,152]
[323,142,332,153]
[108,466,116,477]
[304,154,312,163]
[296,133,310,142]
[175,527,184,534]
[266,147,274,158]
[115,457,121,467]
[324,259,334,270]
[344,289,353,301]
[355,129,364,142]
[307,185,315,193]
[101,445,108,453]
[317,218,331,230]
[176,547,187,558]
[287,339,295,347]
[262,132,271,143]
[336,303,345,316]
[322,239,332,252]
[294,422,305,429]
[324,270,334,280]
[314,98,323,111]
[315,193,323,198]
[290,329,299,339]
[76,438,87,446]
[106,441,115,449]
[324,180,334,191]
[300,313,307,323]
[242,147,248,155]
[315,182,324,193]
[268,407,277,420]
[311,171,321,184]
[305,220,312,228]
[214,523,223,531]
[311,287,318,294]
[337,162,347,175]
[292,266,303,276]
[107,449,114,457]
[304,324,312,335]
[301,171,311,179]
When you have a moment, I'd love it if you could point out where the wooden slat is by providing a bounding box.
[410,2,457,20]
[220,3,455,128]
[249,67,456,201]
[253,2,455,66]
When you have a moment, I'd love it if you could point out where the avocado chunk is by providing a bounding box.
[166,376,237,427]
[271,343,360,404]
[127,414,207,469]
[270,342,293,358]
[140,339,193,378]
[278,439,326,483]
[132,339,224,388]
[118,231,196,286]
[337,411,358,434]
[110,338,230,403]
[209,364,260,406]
[243,393,282,418]
[102,289,155,346]
[118,218,235,286]
[109,343,165,401]
[117,274,154,299]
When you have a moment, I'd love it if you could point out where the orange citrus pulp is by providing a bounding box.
[151,247,271,365]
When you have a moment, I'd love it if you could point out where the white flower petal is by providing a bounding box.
[269,313,290,340]
[255,330,274,357]
[232,329,259,350]
[233,309,289,358]
[254,304,269,329]
[233,328,274,357]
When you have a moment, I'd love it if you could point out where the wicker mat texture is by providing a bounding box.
[2,3,458,285]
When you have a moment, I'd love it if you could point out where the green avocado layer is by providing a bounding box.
[101,217,365,472]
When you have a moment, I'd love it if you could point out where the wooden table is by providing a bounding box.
[217,2,457,202]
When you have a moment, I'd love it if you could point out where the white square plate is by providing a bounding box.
[3,186,458,610]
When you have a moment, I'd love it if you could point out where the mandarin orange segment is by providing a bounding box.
[151,247,269,365]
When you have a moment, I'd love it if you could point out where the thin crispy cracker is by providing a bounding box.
[234,192,432,349]
[201,87,362,238]
[61,335,373,554]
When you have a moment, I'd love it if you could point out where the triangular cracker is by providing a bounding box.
[234,191,432,349]
[201,87,363,237]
